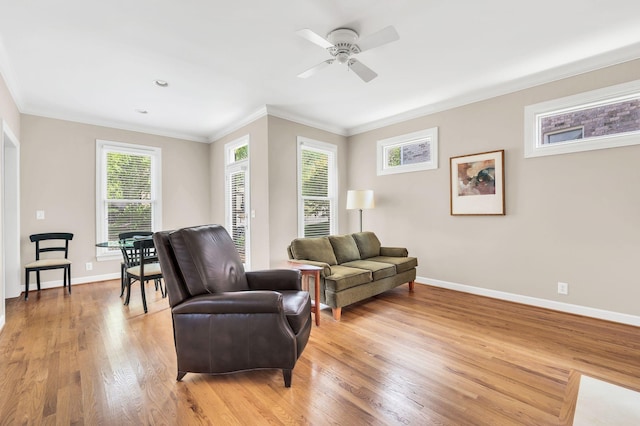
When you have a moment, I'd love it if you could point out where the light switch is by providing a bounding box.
[36,210,45,220]
[251,209,256,218]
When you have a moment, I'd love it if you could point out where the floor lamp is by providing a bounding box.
[346,190,375,232]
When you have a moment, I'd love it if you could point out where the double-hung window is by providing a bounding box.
[96,140,162,260]
[297,137,337,238]
[225,136,250,267]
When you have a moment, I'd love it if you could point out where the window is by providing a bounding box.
[544,127,584,145]
[377,127,438,175]
[297,137,337,238]
[525,79,640,158]
[96,140,161,260]
[225,137,250,267]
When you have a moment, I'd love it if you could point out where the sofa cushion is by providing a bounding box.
[367,256,418,273]
[341,260,396,281]
[324,265,372,292]
[290,237,338,266]
[352,232,381,259]
[328,234,361,264]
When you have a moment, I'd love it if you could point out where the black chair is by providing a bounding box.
[122,237,165,313]
[118,231,153,296]
[24,233,73,300]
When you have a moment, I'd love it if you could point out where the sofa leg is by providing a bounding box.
[332,307,342,321]
[408,281,415,292]
[176,371,186,381]
[283,369,292,387]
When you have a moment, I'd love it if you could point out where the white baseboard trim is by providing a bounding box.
[22,273,120,292]
[0,313,5,332]
[417,276,640,327]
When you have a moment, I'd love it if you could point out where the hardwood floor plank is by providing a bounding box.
[1,280,639,424]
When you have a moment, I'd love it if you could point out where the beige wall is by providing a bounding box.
[210,115,348,270]
[266,116,348,268]
[20,115,211,285]
[210,116,270,269]
[348,59,640,316]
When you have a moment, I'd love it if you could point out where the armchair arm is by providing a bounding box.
[172,291,283,315]
[246,269,302,291]
[380,246,409,257]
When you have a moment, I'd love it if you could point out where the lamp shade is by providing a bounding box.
[346,190,375,210]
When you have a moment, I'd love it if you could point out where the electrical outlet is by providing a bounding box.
[85,262,93,271]
[557,282,569,295]
[36,210,45,220]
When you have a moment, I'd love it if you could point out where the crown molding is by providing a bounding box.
[208,106,269,142]
[347,42,640,136]
[21,107,210,143]
[0,36,24,110]
[208,105,348,142]
[265,105,348,137]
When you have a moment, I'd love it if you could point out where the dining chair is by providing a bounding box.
[118,231,153,296]
[122,237,165,313]
[24,232,74,300]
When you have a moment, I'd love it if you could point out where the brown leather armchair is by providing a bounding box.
[153,224,311,387]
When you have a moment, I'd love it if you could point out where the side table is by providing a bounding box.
[288,262,322,326]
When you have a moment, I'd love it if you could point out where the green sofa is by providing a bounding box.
[287,232,417,320]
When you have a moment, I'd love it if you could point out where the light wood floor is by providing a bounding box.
[1,280,639,425]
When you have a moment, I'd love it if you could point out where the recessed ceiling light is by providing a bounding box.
[154,79,169,87]
[136,109,148,114]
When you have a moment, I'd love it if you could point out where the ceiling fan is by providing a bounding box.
[296,25,399,83]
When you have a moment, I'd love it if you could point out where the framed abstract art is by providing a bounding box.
[450,150,505,215]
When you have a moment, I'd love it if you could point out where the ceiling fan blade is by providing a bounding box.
[296,28,333,49]
[357,25,399,52]
[297,59,334,79]
[348,59,378,82]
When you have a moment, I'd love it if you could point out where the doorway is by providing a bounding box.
[1,122,20,330]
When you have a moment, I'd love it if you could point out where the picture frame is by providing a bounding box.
[450,150,505,215]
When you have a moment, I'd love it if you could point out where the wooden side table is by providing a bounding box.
[288,262,322,326]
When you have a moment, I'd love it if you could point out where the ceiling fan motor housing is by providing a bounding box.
[327,28,361,62]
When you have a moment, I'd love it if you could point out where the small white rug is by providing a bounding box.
[573,375,640,425]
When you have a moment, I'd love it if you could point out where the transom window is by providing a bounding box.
[377,127,438,175]
[525,79,640,158]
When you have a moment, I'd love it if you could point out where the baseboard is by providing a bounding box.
[0,313,5,332]
[417,276,640,327]
[22,272,120,292]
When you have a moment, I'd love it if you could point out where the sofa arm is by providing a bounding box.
[287,259,331,277]
[380,246,409,257]
[246,269,301,291]
[172,291,283,315]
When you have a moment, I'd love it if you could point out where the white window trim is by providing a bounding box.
[524,79,640,158]
[297,136,338,237]
[95,139,162,261]
[377,127,438,175]
[224,135,250,269]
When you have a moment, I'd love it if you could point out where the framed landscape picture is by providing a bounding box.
[450,150,505,215]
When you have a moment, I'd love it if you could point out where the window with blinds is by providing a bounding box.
[225,137,250,267]
[298,138,337,238]
[96,140,161,259]
[105,151,152,240]
[228,169,247,262]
